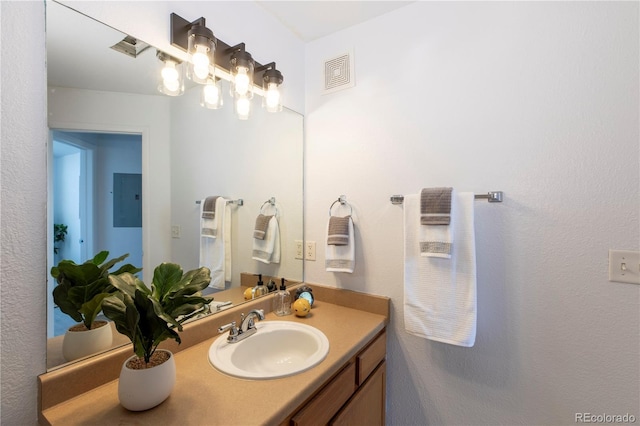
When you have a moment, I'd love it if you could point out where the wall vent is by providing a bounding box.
[322,51,355,94]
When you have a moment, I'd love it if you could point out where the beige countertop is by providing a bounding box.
[41,299,387,425]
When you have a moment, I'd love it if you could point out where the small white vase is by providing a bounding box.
[62,321,113,362]
[118,349,176,411]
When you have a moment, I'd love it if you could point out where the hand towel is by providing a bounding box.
[200,197,231,289]
[253,214,273,240]
[327,216,350,245]
[419,188,455,259]
[200,196,219,238]
[404,192,476,347]
[420,187,452,225]
[325,216,355,273]
[252,215,280,264]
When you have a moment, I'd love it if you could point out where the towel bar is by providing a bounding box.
[390,191,503,204]
[195,198,244,206]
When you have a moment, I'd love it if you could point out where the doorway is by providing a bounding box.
[48,131,143,338]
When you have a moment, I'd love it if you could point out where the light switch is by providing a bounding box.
[171,225,181,239]
[608,249,640,284]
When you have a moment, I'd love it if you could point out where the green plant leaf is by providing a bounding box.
[151,263,183,302]
[79,293,110,329]
[102,293,139,344]
[91,251,109,266]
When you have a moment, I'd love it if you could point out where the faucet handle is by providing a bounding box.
[218,321,238,335]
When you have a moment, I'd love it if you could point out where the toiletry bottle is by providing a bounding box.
[273,278,292,316]
[253,274,268,297]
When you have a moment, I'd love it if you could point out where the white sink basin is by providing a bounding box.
[208,321,330,379]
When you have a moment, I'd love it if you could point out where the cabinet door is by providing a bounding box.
[330,361,386,426]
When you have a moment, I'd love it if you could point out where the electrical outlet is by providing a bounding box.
[295,240,303,259]
[305,241,316,261]
[608,249,640,284]
[171,225,181,239]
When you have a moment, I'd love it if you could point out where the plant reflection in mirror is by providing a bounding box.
[51,251,141,330]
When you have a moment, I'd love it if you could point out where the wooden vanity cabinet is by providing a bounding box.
[289,329,387,426]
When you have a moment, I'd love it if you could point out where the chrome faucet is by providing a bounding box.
[218,309,265,343]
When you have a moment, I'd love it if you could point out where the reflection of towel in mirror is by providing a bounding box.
[201,196,219,238]
[252,216,280,264]
[200,197,232,289]
[325,216,355,273]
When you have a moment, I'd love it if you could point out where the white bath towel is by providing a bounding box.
[325,216,355,273]
[200,197,231,289]
[252,216,280,264]
[404,192,476,347]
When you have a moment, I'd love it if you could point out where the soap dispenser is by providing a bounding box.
[273,278,292,316]
[253,274,268,298]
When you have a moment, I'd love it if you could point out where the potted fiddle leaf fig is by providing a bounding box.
[51,251,141,362]
[102,263,212,411]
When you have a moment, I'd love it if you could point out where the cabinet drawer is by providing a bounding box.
[356,331,386,386]
[291,362,357,426]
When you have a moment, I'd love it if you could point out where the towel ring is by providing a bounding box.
[260,197,278,216]
[329,195,353,216]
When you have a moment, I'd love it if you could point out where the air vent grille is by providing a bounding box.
[323,51,355,94]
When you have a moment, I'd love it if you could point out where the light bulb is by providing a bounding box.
[192,44,210,80]
[265,82,281,111]
[161,61,180,92]
[204,83,220,105]
[236,97,250,119]
[234,67,250,96]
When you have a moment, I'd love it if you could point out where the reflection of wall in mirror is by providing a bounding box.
[170,85,304,288]
[48,87,172,281]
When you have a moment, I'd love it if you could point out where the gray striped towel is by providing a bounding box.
[420,187,452,225]
[202,196,219,219]
[327,216,350,245]
[254,214,273,240]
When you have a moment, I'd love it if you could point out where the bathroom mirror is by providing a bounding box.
[46,1,303,370]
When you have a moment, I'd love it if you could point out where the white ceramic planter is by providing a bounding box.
[118,350,176,411]
[62,321,113,362]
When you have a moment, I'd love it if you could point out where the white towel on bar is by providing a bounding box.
[252,215,280,264]
[404,192,477,347]
[200,197,231,289]
[325,216,355,273]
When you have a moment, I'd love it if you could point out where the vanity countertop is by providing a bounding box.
[41,300,388,425]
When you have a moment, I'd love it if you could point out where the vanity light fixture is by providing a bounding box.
[156,51,185,96]
[167,12,285,118]
[227,44,255,100]
[257,63,284,113]
[170,13,216,84]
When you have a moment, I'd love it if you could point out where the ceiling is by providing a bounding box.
[256,1,414,42]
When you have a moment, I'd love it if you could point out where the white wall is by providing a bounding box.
[0,2,48,424]
[95,133,143,270]
[304,2,639,425]
[53,151,81,262]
